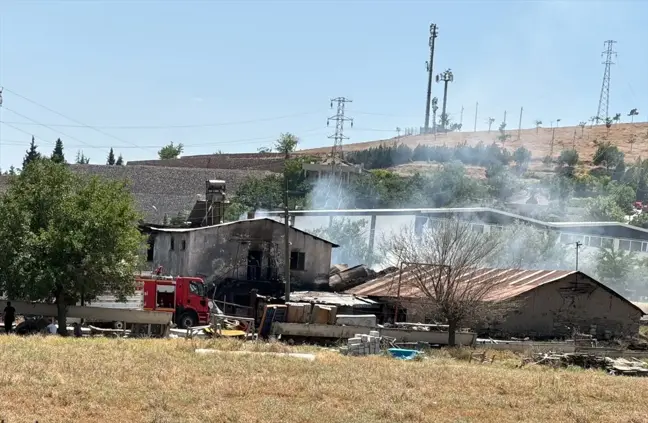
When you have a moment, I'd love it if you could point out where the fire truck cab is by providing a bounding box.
[138,275,211,329]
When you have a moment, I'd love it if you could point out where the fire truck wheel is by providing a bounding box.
[178,313,196,329]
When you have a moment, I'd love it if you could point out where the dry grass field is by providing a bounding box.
[301,122,648,164]
[1,336,648,423]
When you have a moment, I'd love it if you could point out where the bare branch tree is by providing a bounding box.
[381,219,511,345]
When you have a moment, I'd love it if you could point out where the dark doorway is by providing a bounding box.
[147,235,155,262]
[247,250,263,281]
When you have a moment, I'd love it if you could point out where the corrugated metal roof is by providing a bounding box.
[346,267,577,301]
[287,291,377,307]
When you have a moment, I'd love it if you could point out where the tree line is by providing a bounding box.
[345,142,532,171]
[2,137,126,175]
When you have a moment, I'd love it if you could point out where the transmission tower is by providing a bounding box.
[327,97,354,164]
[436,69,454,132]
[423,24,439,133]
[596,40,617,123]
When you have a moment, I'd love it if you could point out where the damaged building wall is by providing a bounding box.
[152,219,334,288]
[150,232,192,276]
[390,274,642,340]
[487,274,642,340]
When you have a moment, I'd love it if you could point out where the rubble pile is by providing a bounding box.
[531,352,648,376]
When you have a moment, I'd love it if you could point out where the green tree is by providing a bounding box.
[158,142,184,160]
[631,212,648,229]
[557,149,579,168]
[628,108,639,123]
[497,122,511,142]
[23,136,41,168]
[274,133,299,154]
[0,160,144,334]
[534,120,542,134]
[107,148,116,165]
[512,146,532,172]
[596,246,636,296]
[116,154,124,166]
[75,150,90,164]
[51,138,65,164]
[608,183,635,214]
[592,142,624,171]
[586,196,626,222]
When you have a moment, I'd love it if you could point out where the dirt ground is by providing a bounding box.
[1,336,648,423]
[301,122,648,164]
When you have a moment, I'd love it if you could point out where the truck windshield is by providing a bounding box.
[189,281,205,297]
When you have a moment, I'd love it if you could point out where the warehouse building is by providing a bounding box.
[346,268,644,340]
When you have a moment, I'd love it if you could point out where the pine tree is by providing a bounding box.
[23,136,41,169]
[106,148,116,165]
[51,138,65,164]
[75,150,90,164]
[115,154,124,166]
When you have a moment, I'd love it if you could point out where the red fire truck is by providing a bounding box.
[86,271,212,329]
[138,274,211,329]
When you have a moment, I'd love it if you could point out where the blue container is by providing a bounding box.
[388,348,419,360]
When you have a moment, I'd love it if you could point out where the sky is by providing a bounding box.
[0,0,646,170]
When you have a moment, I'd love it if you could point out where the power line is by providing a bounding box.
[0,124,328,149]
[595,40,617,123]
[2,87,155,153]
[1,107,110,153]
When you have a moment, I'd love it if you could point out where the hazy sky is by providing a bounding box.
[0,0,646,169]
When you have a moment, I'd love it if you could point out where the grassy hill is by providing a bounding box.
[301,122,648,164]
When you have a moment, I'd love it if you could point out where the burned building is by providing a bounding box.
[150,218,338,306]
[347,268,644,340]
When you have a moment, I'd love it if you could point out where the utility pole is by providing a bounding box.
[596,40,617,124]
[423,24,439,133]
[473,102,478,132]
[327,97,354,174]
[283,146,291,301]
[459,105,464,128]
[517,107,523,140]
[575,241,583,271]
[431,97,438,134]
[436,69,453,132]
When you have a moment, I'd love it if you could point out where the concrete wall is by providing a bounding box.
[490,274,642,339]
[152,220,333,285]
[397,274,642,340]
[151,232,192,276]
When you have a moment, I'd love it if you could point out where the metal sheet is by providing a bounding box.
[346,267,576,301]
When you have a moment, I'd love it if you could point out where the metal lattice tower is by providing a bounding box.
[596,40,617,123]
[327,97,353,164]
[423,24,438,132]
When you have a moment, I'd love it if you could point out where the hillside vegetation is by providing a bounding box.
[301,122,648,163]
[1,336,648,423]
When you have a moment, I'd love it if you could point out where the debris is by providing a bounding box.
[529,352,648,376]
[342,331,383,356]
[195,349,316,361]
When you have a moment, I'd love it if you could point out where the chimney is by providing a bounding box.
[247,211,256,220]
[203,180,229,226]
